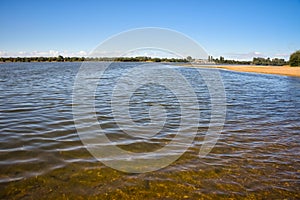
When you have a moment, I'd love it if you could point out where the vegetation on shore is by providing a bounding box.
[289,50,300,67]
[0,56,188,63]
[210,56,252,65]
[0,50,299,66]
[205,50,299,66]
[209,56,287,66]
[0,55,286,65]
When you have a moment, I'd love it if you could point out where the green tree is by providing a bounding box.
[186,56,193,62]
[57,55,64,62]
[289,50,300,67]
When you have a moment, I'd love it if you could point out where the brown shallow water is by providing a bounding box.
[0,62,299,199]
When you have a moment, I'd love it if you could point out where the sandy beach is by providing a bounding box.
[185,64,300,77]
[218,65,300,77]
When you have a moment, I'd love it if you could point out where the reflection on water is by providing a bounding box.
[0,62,299,199]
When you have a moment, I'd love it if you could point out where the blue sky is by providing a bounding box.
[0,0,299,60]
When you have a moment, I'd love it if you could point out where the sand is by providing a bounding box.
[183,64,300,77]
[217,65,300,77]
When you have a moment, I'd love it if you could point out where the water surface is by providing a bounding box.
[0,62,299,199]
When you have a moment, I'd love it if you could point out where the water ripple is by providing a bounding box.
[0,62,299,198]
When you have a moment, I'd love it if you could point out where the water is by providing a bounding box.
[0,62,299,199]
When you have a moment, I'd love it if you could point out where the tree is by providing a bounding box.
[57,55,64,62]
[289,50,300,67]
[252,57,286,66]
[272,58,285,66]
[186,56,193,62]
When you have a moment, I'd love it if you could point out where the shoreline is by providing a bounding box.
[183,64,300,78]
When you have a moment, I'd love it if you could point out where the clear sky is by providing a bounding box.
[0,0,299,60]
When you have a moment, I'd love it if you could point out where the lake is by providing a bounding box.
[0,62,299,199]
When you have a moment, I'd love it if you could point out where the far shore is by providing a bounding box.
[182,64,300,78]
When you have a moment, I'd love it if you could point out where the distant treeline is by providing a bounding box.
[0,56,188,63]
[211,56,287,66]
[0,55,289,66]
[251,57,287,66]
[211,56,252,65]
